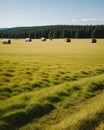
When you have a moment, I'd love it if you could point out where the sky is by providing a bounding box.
[0,0,104,28]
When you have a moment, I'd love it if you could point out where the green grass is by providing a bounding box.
[0,39,104,130]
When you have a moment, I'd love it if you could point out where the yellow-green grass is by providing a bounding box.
[48,91,104,130]
[95,122,104,130]
[0,39,104,130]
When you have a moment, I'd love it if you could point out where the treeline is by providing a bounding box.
[0,25,104,39]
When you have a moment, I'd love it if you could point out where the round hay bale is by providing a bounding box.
[64,38,71,43]
[91,38,97,43]
[2,39,11,44]
[41,37,46,41]
[25,38,32,42]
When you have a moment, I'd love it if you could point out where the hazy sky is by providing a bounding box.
[0,0,104,27]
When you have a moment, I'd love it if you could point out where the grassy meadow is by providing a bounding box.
[0,39,104,130]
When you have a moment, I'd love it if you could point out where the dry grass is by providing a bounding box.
[0,39,104,130]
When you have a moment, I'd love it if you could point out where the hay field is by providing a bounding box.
[0,39,104,130]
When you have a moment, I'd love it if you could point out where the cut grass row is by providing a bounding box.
[0,74,104,129]
[95,122,104,130]
[49,92,104,130]
[0,67,104,100]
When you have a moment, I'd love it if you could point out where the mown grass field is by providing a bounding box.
[0,39,104,130]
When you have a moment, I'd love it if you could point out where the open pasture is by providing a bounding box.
[0,39,104,130]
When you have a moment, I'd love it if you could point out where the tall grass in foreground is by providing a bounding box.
[95,122,104,130]
[20,93,104,130]
[0,74,103,130]
[49,92,104,130]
